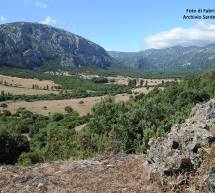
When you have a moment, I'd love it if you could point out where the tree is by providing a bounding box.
[128,79,137,87]
[140,79,144,86]
[0,128,29,164]
[145,80,148,87]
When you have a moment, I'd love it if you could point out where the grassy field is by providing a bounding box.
[0,74,57,89]
[0,74,59,95]
[132,87,153,94]
[2,94,130,116]
[0,84,58,95]
[0,71,174,115]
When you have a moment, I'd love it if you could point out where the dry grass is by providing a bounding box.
[0,84,58,95]
[0,74,59,95]
[132,87,153,94]
[0,74,57,89]
[3,94,130,116]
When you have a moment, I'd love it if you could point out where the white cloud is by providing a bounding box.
[40,16,56,25]
[145,22,215,49]
[35,1,47,8]
[0,16,6,22]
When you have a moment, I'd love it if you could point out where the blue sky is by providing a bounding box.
[0,0,215,51]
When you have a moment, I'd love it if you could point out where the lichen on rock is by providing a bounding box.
[147,99,215,189]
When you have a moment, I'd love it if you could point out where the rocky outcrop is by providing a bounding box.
[0,154,164,193]
[147,99,215,191]
[0,22,112,69]
[204,166,215,192]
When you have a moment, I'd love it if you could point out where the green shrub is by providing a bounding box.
[18,151,44,166]
[0,103,8,108]
[91,77,108,83]
[51,113,64,121]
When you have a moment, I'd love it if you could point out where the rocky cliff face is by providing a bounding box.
[148,99,215,192]
[0,22,112,69]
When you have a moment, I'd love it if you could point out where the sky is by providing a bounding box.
[1,0,215,51]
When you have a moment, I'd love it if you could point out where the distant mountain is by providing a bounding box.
[0,22,112,69]
[109,45,215,72]
[2,22,215,73]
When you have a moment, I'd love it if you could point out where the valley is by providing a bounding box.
[0,70,167,116]
[0,21,215,193]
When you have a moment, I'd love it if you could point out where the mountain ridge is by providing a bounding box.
[1,21,215,73]
[109,44,215,72]
[0,22,113,69]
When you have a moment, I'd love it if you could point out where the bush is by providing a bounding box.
[128,79,137,87]
[43,126,76,161]
[18,151,44,166]
[51,113,64,121]
[64,106,74,113]
[1,110,11,116]
[91,77,108,83]
[0,129,30,164]
[0,103,8,108]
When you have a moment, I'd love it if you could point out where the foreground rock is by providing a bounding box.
[204,166,215,192]
[0,154,164,193]
[147,99,215,192]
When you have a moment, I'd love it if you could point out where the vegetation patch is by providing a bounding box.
[0,71,214,165]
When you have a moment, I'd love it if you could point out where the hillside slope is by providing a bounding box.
[1,100,215,193]
[0,22,112,69]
